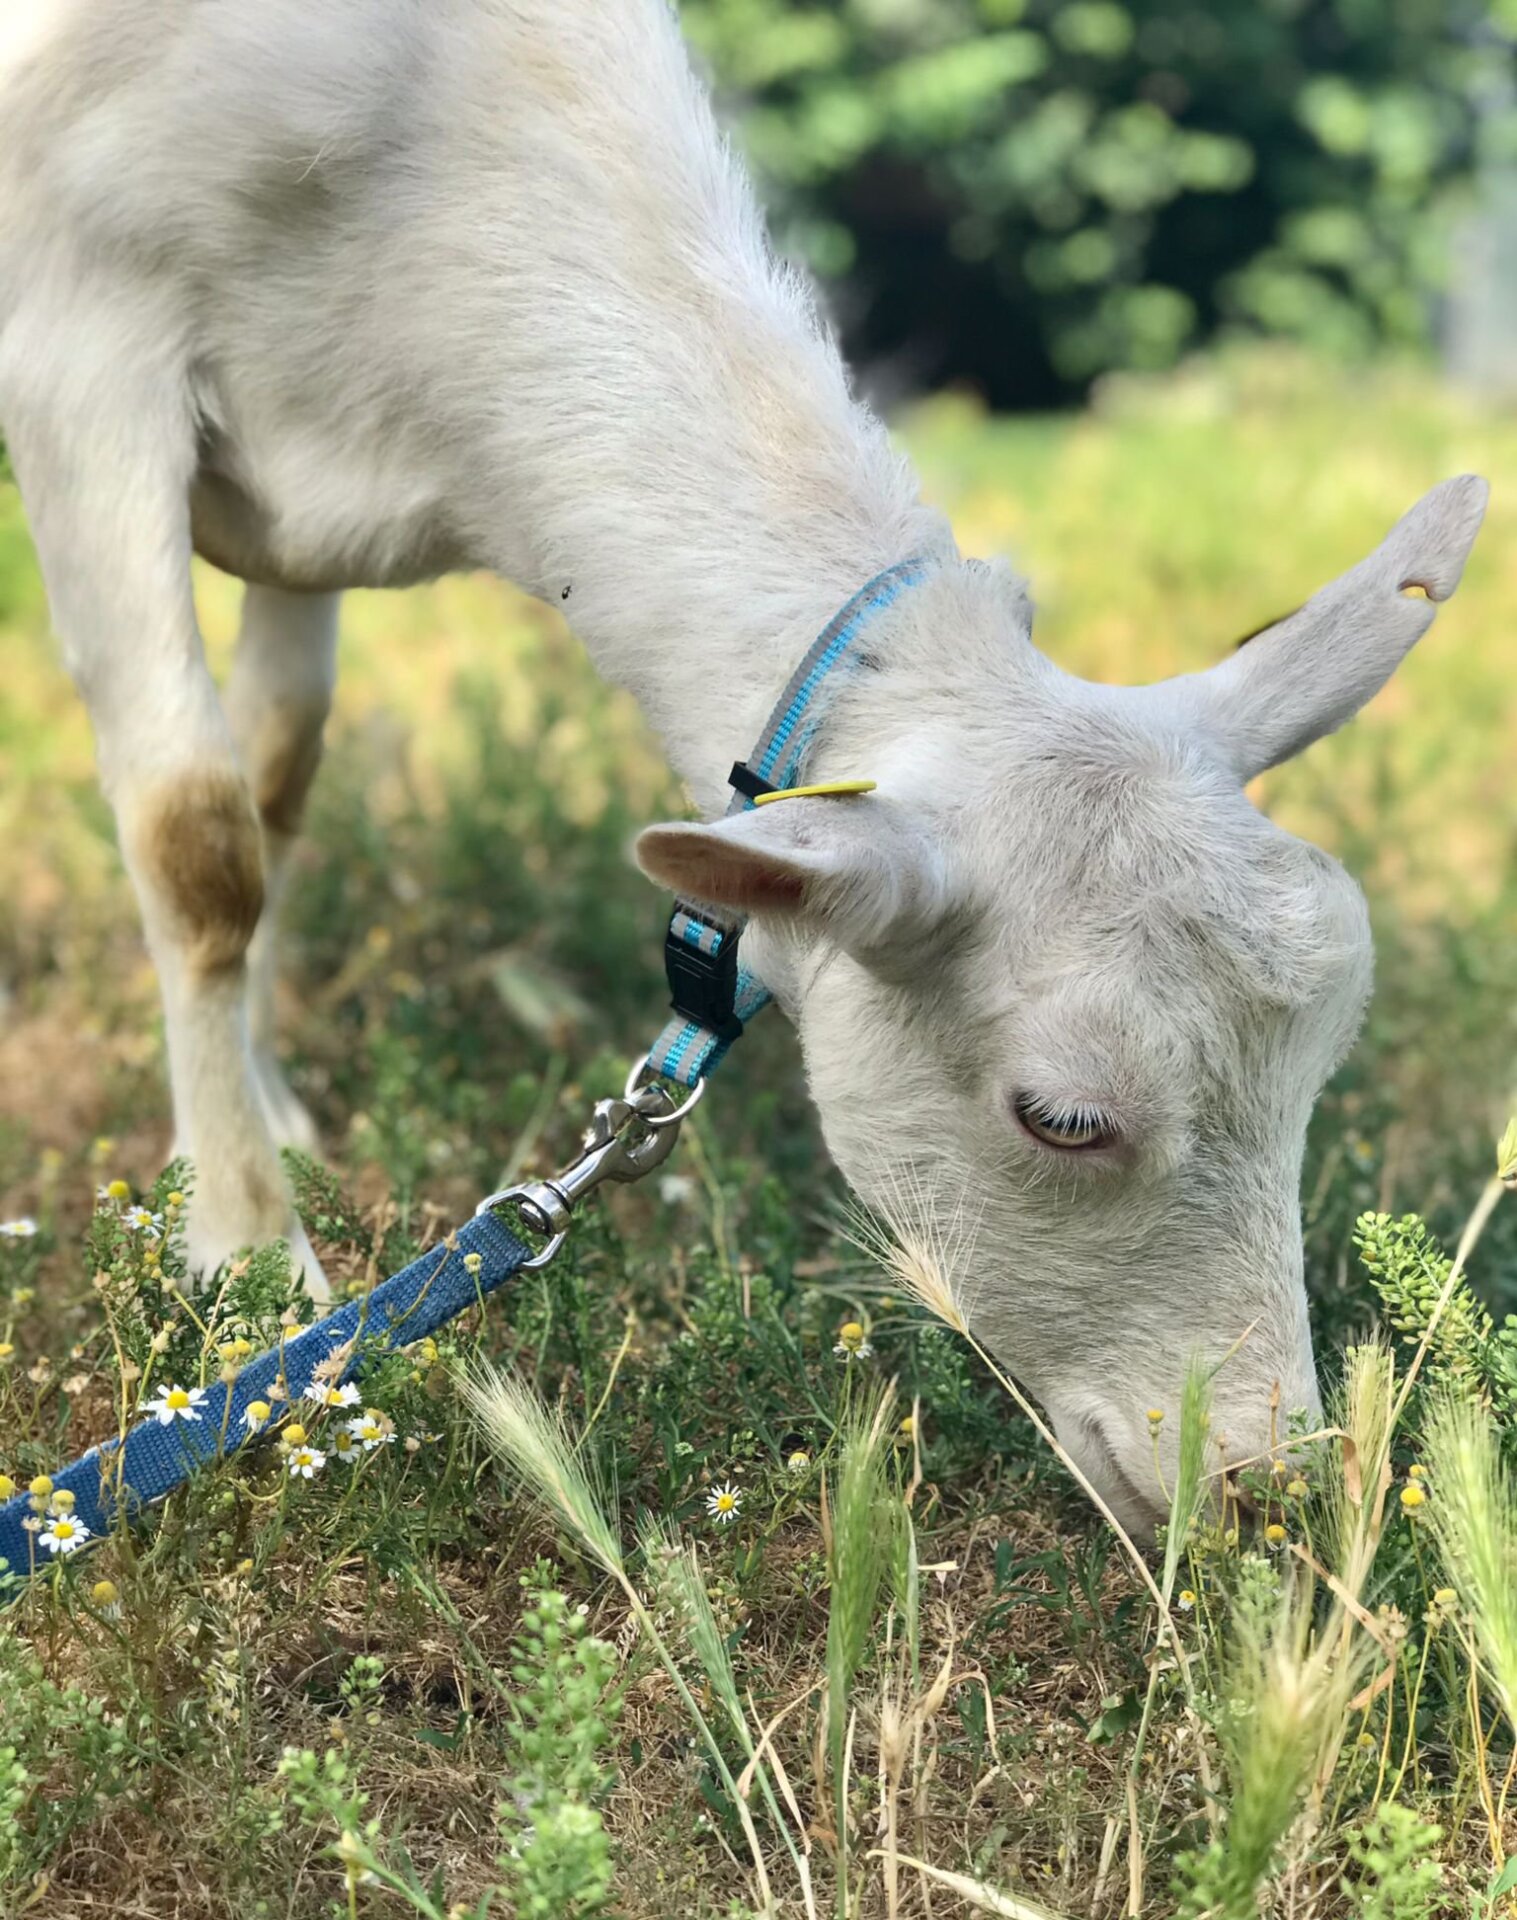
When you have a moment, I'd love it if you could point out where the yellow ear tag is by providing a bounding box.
[751,779,877,807]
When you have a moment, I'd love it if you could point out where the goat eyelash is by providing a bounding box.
[1012,1093,1117,1153]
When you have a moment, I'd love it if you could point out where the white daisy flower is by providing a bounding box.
[143,1384,206,1425]
[0,1217,39,1239]
[39,1514,91,1555]
[832,1321,873,1363]
[243,1399,272,1432]
[330,1429,361,1464]
[288,1446,326,1480]
[304,1380,361,1410]
[124,1206,163,1233]
[346,1410,396,1452]
[705,1482,742,1525]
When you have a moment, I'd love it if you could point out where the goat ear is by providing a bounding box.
[635,796,947,954]
[1190,475,1488,780]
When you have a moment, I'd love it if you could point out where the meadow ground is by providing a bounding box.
[0,350,1515,1918]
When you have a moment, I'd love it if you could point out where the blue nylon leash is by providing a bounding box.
[0,558,932,1594]
[648,556,932,1086]
[0,1211,529,1592]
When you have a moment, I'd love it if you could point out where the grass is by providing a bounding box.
[1,347,1516,1915]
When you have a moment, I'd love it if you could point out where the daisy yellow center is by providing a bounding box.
[360,1422,380,1439]
[166,1389,190,1410]
[52,1519,75,1540]
[294,1451,313,1467]
[714,1492,736,1512]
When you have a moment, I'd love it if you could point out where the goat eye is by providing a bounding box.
[1013,1094,1115,1152]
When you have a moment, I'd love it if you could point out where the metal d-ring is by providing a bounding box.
[623,1051,708,1129]
[473,1180,571,1269]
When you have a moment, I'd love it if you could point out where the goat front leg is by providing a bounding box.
[224,584,340,1155]
[2,352,329,1298]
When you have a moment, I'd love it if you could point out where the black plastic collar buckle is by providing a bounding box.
[728,760,779,802]
[664,909,745,1043]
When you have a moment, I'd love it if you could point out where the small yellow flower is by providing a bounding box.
[1357,1731,1377,1751]
[166,1190,185,1210]
[1285,1478,1309,1499]
[1400,1484,1426,1511]
[245,1400,272,1431]
[786,1449,811,1473]
[899,1414,915,1439]
[90,1136,116,1162]
[1434,1587,1458,1608]
[0,1343,13,1362]
[1408,1463,1427,1480]
[236,1558,254,1576]
[50,1488,76,1513]
[414,1337,440,1366]
[1178,1589,1197,1611]
[0,1475,16,1501]
[1265,1523,1287,1547]
[91,1579,120,1608]
[1146,1407,1164,1429]
[28,1474,53,1503]
[106,1179,130,1202]
[282,1422,308,1448]
[463,1251,483,1275]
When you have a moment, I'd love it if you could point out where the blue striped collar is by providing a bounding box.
[648,558,933,1087]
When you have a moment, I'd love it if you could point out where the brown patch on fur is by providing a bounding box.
[135,772,265,978]
[252,713,326,837]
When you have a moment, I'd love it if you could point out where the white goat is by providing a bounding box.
[0,0,1488,1526]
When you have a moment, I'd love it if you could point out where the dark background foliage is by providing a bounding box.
[680,0,1517,405]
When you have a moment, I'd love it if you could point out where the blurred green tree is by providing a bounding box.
[680,0,1517,404]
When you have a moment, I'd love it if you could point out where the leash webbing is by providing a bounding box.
[648,556,932,1086]
[0,1211,530,1593]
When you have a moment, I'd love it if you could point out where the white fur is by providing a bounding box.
[0,0,1488,1524]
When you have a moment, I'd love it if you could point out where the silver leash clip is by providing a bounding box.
[475,1053,705,1268]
